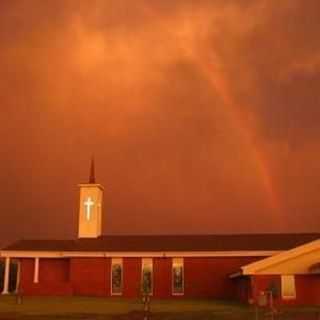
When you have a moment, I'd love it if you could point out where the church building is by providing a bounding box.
[1,161,320,305]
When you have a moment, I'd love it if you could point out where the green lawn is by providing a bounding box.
[0,296,318,319]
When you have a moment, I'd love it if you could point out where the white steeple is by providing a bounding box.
[78,157,103,238]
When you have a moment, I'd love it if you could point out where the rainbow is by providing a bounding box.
[194,54,282,217]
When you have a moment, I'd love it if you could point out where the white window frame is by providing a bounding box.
[141,258,153,295]
[281,275,296,300]
[111,258,123,296]
[172,258,184,296]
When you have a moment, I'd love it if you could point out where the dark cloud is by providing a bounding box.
[228,0,320,142]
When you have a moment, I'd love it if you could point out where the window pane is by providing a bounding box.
[172,258,184,295]
[281,275,296,299]
[111,259,123,295]
[141,258,153,294]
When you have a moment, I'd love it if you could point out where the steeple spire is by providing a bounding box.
[79,156,103,238]
[89,156,96,184]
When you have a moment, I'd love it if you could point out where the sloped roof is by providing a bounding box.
[2,234,320,252]
[240,239,320,275]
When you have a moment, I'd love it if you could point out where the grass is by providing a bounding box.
[0,296,318,319]
[0,296,247,314]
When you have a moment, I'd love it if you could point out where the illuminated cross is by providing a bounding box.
[84,197,94,221]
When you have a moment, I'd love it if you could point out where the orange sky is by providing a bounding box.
[0,0,320,246]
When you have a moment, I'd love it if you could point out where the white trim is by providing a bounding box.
[229,271,243,279]
[33,257,39,283]
[242,239,320,275]
[0,251,65,258]
[0,250,280,259]
[78,184,104,190]
[1,257,10,294]
[15,260,21,294]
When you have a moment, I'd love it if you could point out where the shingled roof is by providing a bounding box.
[2,234,320,252]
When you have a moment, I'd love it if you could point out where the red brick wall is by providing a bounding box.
[307,275,320,305]
[184,257,260,299]
[20,258,34,287]
[154,258,171,298]
[234,277,252,303]
[17,256,320,304]
[18,256,264,299]
[19,258,72,295]
[287,275,320,305]
[70,258,110,296]
[39,259,70,283]
[69,256,262,299]
[250,274,320,306]
[251,274,280,305]
[123,258,141,298]
[70,257,143,298]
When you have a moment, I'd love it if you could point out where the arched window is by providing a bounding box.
[111,258,123,295]
[141,258,153,295]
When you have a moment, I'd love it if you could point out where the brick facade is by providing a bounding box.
[19,256,261,299]
[16,256,320,304]
[250,274,320,306]
[19,258,72,295]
